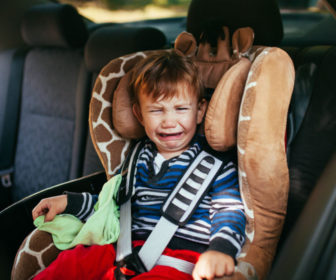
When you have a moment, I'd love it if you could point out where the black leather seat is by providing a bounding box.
[270,45,336,279]
[281,45,336,242]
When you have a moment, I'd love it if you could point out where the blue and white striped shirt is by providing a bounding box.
[65,137,245,258]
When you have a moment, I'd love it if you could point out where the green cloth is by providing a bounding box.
[34,174,121,250]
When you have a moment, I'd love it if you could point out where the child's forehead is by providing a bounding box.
[140,89,197,104]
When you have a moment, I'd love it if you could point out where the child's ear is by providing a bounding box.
[132,103,144,126]
[197,98,207,124]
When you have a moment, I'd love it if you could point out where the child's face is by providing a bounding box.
[133,84,206,159]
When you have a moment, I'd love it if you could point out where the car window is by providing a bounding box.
[60,0,190,23]
[60,0,325,24]
[58,0,334,47]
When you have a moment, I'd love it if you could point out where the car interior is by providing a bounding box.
[0,0,335,279]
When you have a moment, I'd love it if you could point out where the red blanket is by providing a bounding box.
[34,241,200,279]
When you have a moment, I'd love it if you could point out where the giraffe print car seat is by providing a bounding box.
[11,28,294,280]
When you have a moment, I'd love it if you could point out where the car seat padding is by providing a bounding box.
[237,46,295,279]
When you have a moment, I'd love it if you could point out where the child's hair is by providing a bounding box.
[131,50,204,104]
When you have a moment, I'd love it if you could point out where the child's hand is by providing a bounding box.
[192,250,235,280]
[32,194,67,222]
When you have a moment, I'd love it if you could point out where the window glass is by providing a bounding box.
[60,0,190,23]
[278,0,324,9]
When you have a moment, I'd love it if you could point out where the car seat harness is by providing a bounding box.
[114,140,226,279]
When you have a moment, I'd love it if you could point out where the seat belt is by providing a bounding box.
[0,48,28,189]
[0,48,28,209]
[116,141,144,262]
[116,142,224,274]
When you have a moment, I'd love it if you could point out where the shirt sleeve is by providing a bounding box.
[63,192,98,222]
[208,161,246,259]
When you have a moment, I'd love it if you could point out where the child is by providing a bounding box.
[32,50,245,280]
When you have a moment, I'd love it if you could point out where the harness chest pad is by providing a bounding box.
[162,151,223,226]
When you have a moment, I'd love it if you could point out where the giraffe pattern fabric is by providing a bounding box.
[11,229,61,280]
[89,52,146,178]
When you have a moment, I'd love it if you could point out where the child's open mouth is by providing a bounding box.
[159,132,183,139]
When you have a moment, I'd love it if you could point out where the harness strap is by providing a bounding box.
[138,217,178,271]
[156,255,195,275]
[116,141,144,262]
[161,151,223,225]
[0,48,28,183]
[138,151,223,271]
[0,48,28,209]
[116,142,224,273]
[116,199,132,262]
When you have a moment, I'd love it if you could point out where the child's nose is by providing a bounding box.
[162,112,177,127]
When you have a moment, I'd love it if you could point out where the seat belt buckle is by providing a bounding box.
[115,251,147,280]
[1,174,12,188]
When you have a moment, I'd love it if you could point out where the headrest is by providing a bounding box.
[89,27,255,177]
[187,0,283,46]
[84,26,167,73]
[108,27,253,146]
[21,3,88,48]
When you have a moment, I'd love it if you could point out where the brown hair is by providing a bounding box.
[131,50,203,104]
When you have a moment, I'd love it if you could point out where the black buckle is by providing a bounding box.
[115,251,147,280]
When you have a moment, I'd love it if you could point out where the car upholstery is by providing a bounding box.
[0,3,167,210]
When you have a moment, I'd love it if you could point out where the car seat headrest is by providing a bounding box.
[187,0,283,46]
[85,26,167,73]
[175,27,254,89]
[21,3,88,48]
[89,26,255,176]
[110,27,254,149]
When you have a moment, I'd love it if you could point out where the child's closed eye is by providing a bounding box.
[176,107,189,111]
[149,109,162,113]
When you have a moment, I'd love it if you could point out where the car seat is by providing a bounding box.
[11,21,294,280]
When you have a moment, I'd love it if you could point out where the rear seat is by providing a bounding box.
[0,3,167,210]
[0,3,89,209]
[0,49,19,208]
[0,4,167,278]
[10,3,90,202]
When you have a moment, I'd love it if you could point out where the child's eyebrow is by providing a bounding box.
[146,103,162,107]
[175,102,192,107]
[145,104,162,110]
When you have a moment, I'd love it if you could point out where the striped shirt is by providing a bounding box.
[65,137,245,258]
